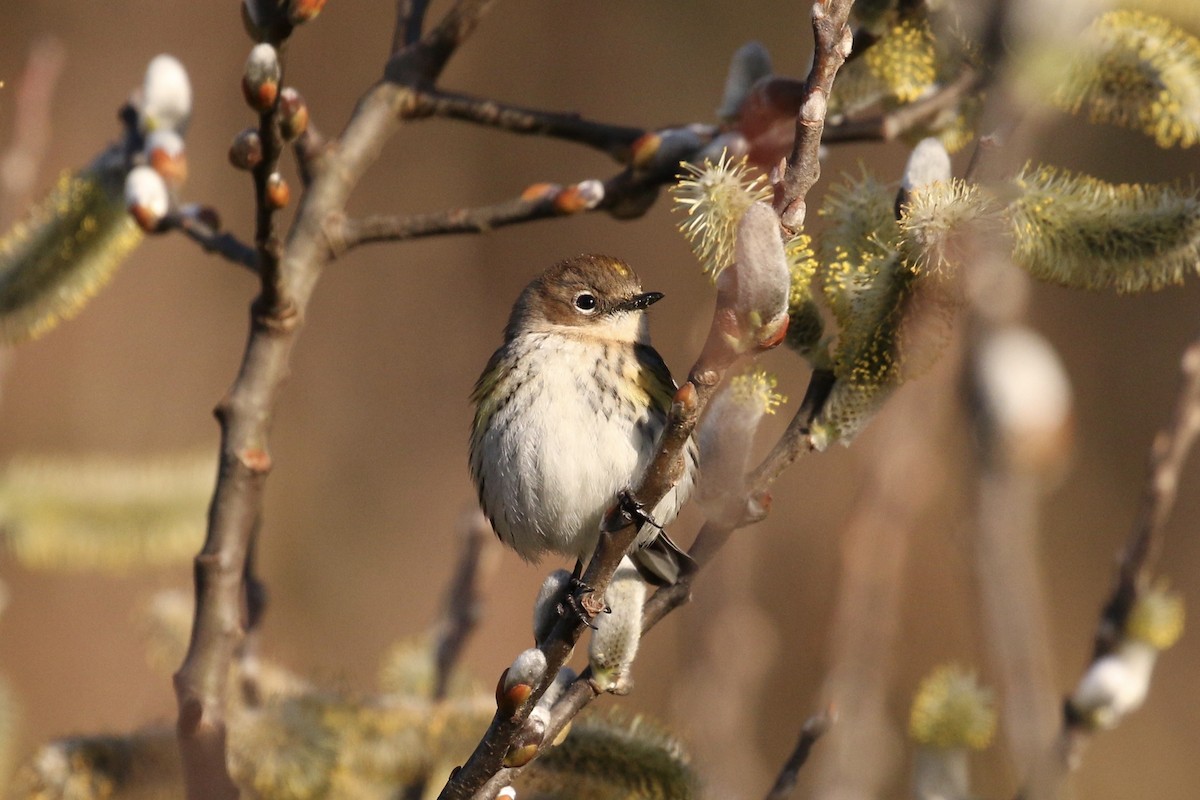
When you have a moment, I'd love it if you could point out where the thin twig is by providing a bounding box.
[773,0,855,233]
[433,510,492,701]
[167,212,261,272]
[393,0,432,53]
[410,89,644,161]
[335,194,558,252]
[1094,339,1200,659]
[764,709,836,800]
[823,68,983,143]
[174,3,497,798]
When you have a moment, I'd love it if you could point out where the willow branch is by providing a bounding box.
[1093,338,1200,659]
[764,710,836,800]
[823,68,983,143]
[167,211,261,272]
[174,3,497,798]
[773,0,855,233]
[410,89,645,161]
[393,0,432,53]
[433,511,492,701]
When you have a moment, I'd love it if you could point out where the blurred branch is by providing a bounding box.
[774,0,854,232]
[335,194,559,251]
[411,89,645,161]
[0,37,66,227]
[393,0,432,53]
[823,68,983,143]
[166,211,261,272]
[175,2,497,798]
[433,510,493,701]
[764,709,836,800]
[1091,338,1200,659]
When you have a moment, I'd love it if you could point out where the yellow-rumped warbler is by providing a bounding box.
[469,254,696,585]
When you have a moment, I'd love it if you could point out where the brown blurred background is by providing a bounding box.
[2,1,1199,798]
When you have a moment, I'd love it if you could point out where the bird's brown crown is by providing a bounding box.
[504,254,654,339]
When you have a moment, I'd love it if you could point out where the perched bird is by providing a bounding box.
[470,254,696,586]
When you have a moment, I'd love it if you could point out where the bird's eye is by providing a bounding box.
[574,292,598,313]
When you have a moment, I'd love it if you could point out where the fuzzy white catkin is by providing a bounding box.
[504,648,547,693]
[140,55,191,133]
[144,130,185,160]
[730,201,789,335]
[532,569,572,646]
[124,166,170,221]
[588,558,646,694]
[902,138,952,191]
[1070,640,1158,728]
[976,325,1072,443]
[695,384,763,521]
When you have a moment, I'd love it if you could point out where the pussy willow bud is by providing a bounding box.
[497,648,546,715]
[229,128,264,171]
[265,172,290,209]
[553,180,605,214]
[532,569,572,646]
[717,201,790,351]
[277,87,309,141]
[288,0,328,24]
[144,130,188,189]
[588,558,645,695]
[530,666,577,734]
[1069,641,1158,729]
[124,166,170,233]
[242,44,281,112]
[139,54,192,134]
[973,325,1073,476]
[503,717,546,768]
[630,127,704,174]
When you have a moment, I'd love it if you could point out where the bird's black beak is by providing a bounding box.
[617,291,664,312]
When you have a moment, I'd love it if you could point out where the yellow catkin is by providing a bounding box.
[672,152,772,279]
[0,157,141,344]
[1008,164,1200,293]
[1126,582,1185,650]
[909,665,997,750]
[1055,10,1200,148]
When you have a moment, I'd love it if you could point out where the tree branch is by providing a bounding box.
[773,0,855,232]
[410,89,645,161]
[822,68,983,143]
[393,0,432,54]
[174,3,498,798]
[167,211,261,272]
[1093,338,1200,659]
[764,709,835,800]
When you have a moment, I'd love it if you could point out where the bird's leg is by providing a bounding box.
[603,488,663,533]
[560,559,609,628]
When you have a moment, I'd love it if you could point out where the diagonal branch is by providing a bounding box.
[167,211,261,272]
[822,68,983,143]
[174,2,498,798]
[764,709,836,800]
[410,89,645,161]
[1093,338,1200,659]
[773,0,855,232]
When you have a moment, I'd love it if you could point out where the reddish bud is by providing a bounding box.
[242,44,281,112]
[288,0,327,24]
[278,87,309,141]
[144,130,188,188]
[265,172,290,209]
[521,182,562,202]
[553,180,604,214]
[229,128,264,171]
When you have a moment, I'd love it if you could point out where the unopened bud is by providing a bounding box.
[497,648,546,715]
[718,201,790,351]
[521,182,562,202]
[631,127,703,174]
[288,0,328,24]
[530,666,577,732]
[277,87,309,141]
[265,172,290,209]
[553,179,605,214]
[125,166,171,233]
[242,44,281,112]
[140,54,192,134]
[1069,641,1158,729]
[532,569,572,646]
[497,788,517,800]
[229,128,264,171]
[503,717,545,768]
[144,130,188,188]
[588,558,645,694]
